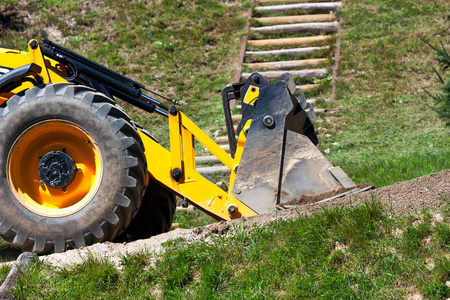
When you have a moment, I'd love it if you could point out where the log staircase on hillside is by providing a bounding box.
[196,0,342,175]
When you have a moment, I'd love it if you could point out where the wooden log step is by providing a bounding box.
[247,58,327,70]
[248,35,332,47]
[232,114,242,122]
[215,136,230,143]
[242,68,327,80]
[251,22,338,33]
[257,0,335,3]
[197,166,231,174]
[314,108,326,113]
[297,84,320,91]
[255,2,342,12]
[254,14,336,25]
[220,144,230,152]
[246,46,327,57]
[222,125,238,132]
[195,155,221,163]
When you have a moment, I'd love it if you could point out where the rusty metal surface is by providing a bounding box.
[232,80,288,213]
[232,73,346,214]
[279,131,338,204]
[329,166,356,189]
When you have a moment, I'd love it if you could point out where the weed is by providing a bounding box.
[326,0,450,188]
[426,39,450,126]
[172,206,217,229]
[0,264,11,284]
[423,283,450,299]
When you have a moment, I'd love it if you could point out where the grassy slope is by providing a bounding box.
[1,0,450,298]
[1,0,247,148]
[321,0,450,187]
[11,197,450,299]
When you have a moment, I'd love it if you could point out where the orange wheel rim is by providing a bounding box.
[7,120,103,217]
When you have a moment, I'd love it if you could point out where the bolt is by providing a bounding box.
[77,167,82,172]
[263,115,275,129]
[62,148,66,153]
[169,106,178,116]
[39,180,44,185]
[228,205,237,214]
[171,168,182,181]
[29,40,38,49]
[235,188,241,195]
[62,187,67,192]
[252,74,260,84]
[182,199,189,208]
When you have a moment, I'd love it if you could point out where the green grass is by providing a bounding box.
[1,0,246,148]
[1,0,450,296]
[10,196,450,299]
[172,207,216,230]
[426,40,450,126]
[318,0,450,188]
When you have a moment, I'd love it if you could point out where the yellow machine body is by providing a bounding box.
[0,39,357,253]
[0,40,257,221]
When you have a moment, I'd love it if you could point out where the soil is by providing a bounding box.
[283,183,374,206]
[36,169,450,269]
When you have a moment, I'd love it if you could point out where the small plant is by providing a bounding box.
[427,40,450,125]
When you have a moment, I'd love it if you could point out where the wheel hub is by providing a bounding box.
[38,151,75,188]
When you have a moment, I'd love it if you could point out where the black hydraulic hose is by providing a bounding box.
[109,87,168,117]
[40,45,142,98]
[41,39,143,89]
[140,94,170,111]
[39,40,170,116]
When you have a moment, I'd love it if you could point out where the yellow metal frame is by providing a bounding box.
[141,107,257,220]
[0,39,259,221]
[0,39,67,104]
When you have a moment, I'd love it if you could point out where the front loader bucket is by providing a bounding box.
[231,73,355,214]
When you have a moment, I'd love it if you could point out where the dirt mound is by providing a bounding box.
[300,169,450,216]
[39,169,450,268]
[283,183,374,206]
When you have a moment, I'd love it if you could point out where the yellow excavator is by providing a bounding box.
[0,39,357,254]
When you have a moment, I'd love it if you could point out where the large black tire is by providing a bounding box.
[0,83,147,254]
[116,180,177,241]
